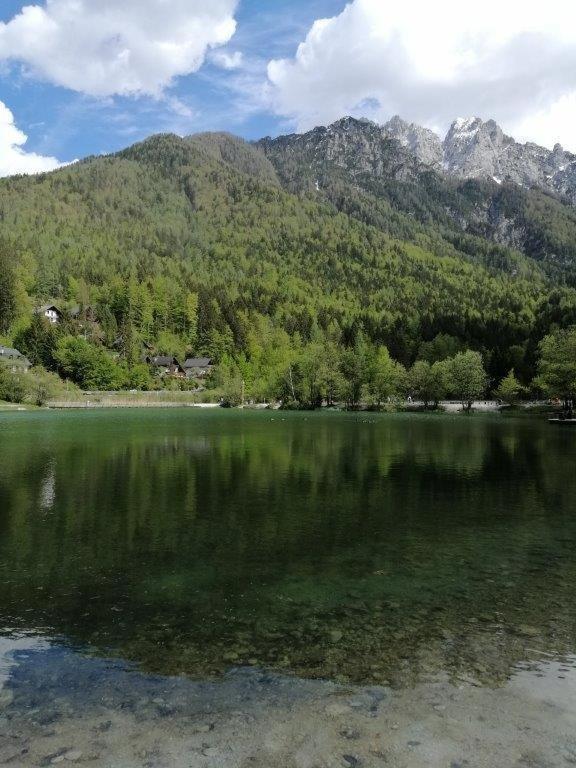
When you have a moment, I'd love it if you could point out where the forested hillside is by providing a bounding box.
[258,118,576,284]
[0,128,575,401]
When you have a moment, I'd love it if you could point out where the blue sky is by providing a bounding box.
[0,0,575,175]
[0,0,345,165]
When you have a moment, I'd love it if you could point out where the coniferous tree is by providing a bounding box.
[0,242,16,333]
[495,370,526,405]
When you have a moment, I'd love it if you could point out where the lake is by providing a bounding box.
[0,410,575,765]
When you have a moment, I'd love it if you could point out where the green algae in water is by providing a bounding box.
[0,410,575,686]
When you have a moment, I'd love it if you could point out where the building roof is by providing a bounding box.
[36,304,62,315]
[0,346,22,358]
[149,356,181,367]
[0,347,31,366]
[183,357,212,368]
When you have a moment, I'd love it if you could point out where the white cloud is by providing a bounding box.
[0,101,64,177]
[267,0,576,149]
[0,0,239,98]
[513,93,576,149]
[211,50,244,70]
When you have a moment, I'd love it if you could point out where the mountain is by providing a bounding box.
[258,114,576,205]
[442,118,576,204]
[185,132,280,186]
[383,116,443,169]
[384,115,576,205]
[257,117,576,282]
[1,125,575,390]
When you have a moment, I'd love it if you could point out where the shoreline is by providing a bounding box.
[42,399,551,414]
[1,397,557,419]
[1,639,575,768]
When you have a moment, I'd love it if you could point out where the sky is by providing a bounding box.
[0,0,575,176]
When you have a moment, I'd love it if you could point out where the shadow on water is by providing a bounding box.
[0,410,575,687]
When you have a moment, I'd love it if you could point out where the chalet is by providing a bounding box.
[146,355,186,378]
[0,346,31,373]
[183,357,213,380]
[35,304,63,325]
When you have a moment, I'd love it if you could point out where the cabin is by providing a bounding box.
[183,357,213,380]
[35,304,63,325]
[0,346,31,373]
[146,355,186,378]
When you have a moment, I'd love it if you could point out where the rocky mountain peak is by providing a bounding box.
[441,117,576,201]
[383,115,443,168]
[259,114,576,205]
[329,116,374,131]
[443,117,511,177]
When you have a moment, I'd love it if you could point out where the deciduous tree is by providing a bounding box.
[536,327,576,411]
[447,351,489,411]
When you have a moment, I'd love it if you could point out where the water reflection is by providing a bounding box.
[0,410,575,686]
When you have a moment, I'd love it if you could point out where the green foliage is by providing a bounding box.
[495,370,526,405]
[446,351,489,410]
[338,340,371,409]
[364,346,406,408]
[0,130,574,394]
[125,363,154,391]
[408,360,450,407]
[418,334,464,364]
[54,336,126,390]
[536,327,576,407]
[275,342,345,409]
[0,241,17,333]
[260,126,576,284]
[212,355,243,407]
[14,315,59,368]
[272,339,405,410]
[0,364,69,405]
[0,365,26,403]
[186,133,279,186]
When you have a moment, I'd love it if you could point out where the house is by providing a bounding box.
[35,304,63,324]
[146,356,186,378]
[0,347,31,373]
[183,357,213,380]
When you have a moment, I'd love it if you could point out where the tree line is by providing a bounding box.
[211,329,574,411]
[1,307,574,411]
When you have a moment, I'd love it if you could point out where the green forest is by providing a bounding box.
[0,131,575,408]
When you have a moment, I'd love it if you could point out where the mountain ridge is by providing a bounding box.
[258,114,576,205]
[256,117,576,284]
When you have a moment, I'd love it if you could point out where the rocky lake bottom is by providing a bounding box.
[1,636,576,767]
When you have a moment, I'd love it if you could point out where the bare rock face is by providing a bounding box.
[258,116,425,186]
[442,117,576,203]
[553,150,576,205]
[259,114,576,206]
[383,115,444,169]
[443,117,508,178]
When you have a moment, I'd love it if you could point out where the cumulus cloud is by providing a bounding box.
[0,101,64,177]
[0,0,239,97]
[267,0,576,149]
